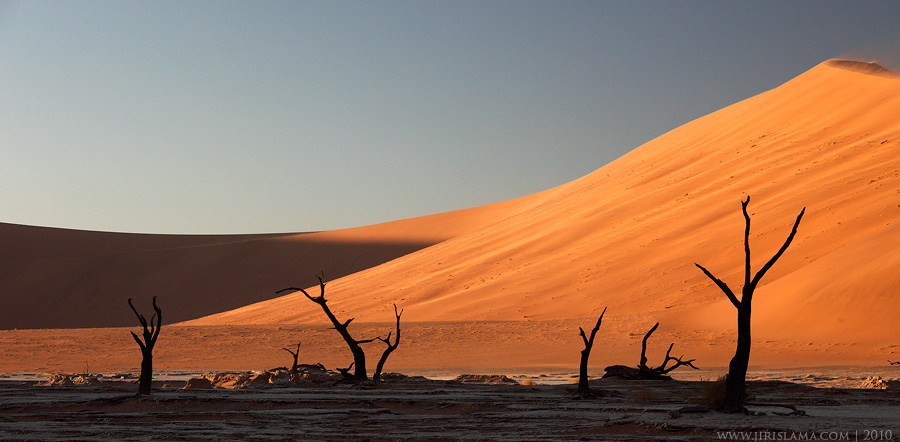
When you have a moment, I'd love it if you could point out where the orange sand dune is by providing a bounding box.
[187,60,900,359]
[2,59,899,373]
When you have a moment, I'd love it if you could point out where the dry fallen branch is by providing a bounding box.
[603,321,697,380]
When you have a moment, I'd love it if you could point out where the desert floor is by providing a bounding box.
[1,374,899,442]
[2,321,899,441]
[2,321,897,375]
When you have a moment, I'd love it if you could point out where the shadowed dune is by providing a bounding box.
[0,223,435,328]
[0,187,548,329]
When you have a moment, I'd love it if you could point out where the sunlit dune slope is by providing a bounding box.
[0,193,549,329]
[189,60,900,349]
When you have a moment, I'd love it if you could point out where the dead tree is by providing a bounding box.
[277,272,374,381]
[603,322,697,380]
[639,322,698,377]
[373,304,403,383]
[128,296,162,395]
[577,307,607,399]
[283,341,301,375]
[695,196,804,413]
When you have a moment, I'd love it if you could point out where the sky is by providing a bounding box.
[1,1,899,234]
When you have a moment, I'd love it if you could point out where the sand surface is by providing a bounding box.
[184,60,900,365]
[0,321,895,376]
[2,59,900,376]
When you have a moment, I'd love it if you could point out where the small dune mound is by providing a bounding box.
[182,367,345,389]
[454,374,518,385]
[37,374,73,386]
[203,372,253,389]
[72,375,102,386]
[36,374,102,386]
[824,59,900,78]
[857,376,900,390]
[193,371,275,389]
[183,377,214,389]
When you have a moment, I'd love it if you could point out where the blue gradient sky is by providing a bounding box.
[2,1,899,234]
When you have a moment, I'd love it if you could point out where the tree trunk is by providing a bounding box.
[577,307,606,399]
[577,345,591,396]
[349,346,367,379]
[374,351,391,383]
[138,351,153,395]
[723,305,751,412]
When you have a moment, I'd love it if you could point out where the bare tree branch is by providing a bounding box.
[283,341,301,375]
[658,342,698,374]
[639,322,660,371]
[695,264,740,309]
[742,197,752,295]
[748,206,805,293]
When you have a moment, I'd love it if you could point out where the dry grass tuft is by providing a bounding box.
[700,375,727,406]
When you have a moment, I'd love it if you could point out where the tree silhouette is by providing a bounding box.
[603,321,697,380]
[283,341,301,376]
[128,296,162,395]
[373,304,403,383]
[278,273,374,381]
[637,322,697,378]
[577,307,607,398]
[695,196,804,413]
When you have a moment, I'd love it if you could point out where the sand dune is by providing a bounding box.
[2,59,898,372]
[186,60,900,357]
[0,224,439,329]
[0,185,551,329]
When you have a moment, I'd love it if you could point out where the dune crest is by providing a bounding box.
[823,59,900,79]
